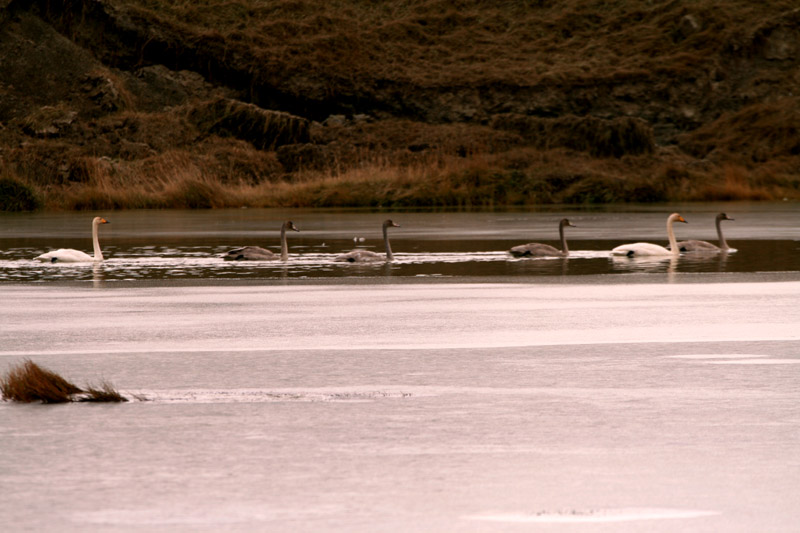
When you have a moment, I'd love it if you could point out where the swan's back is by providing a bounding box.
[509,243,563,257]
[333,249,383,263]
[35,249,94,263]
[611,242,672,257]
[223,246,277,261]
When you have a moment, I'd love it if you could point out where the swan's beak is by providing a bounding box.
[677,216,687,223]
[100,218,109,224]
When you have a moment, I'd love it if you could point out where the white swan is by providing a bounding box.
[673,212,734,252]
[223,220,299,261]
[611,213,687,257]
[334,219,400,263]
[35,216,109,263]
[510,218,575,257]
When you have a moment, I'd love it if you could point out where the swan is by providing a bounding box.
[611,213,687,257]
[223,220,299,261]
[334,219,400,263]
[672,212,734,252]
[509,218,575,257]
[35,217,109,262]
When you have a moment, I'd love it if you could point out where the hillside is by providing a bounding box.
[1,0,799,210]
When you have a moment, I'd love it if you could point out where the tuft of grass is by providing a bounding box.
[1,360,129,404]
[0,359,83,404]
[79,380,129,403]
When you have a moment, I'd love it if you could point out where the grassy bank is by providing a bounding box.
[3,139,796,211]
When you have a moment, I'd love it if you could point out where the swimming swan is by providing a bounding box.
[334,219,400,263]
[672,212,734,252]
[35,217,109,263]
[611,213,687,257]
[509,218,575,257]
[223,220,299,261]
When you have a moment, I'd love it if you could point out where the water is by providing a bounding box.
[1,204,800,532]
[0,203,798,282]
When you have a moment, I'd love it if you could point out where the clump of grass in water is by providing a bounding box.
[0,359,83,403]
[0,359,129,403]
[79,380,129,403]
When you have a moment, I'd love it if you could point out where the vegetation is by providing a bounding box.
[0,359,128,404]
[80,380,129,403]
[0,174,41,211]
[0,0,798,210]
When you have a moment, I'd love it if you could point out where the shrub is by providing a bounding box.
[0,177,41,211]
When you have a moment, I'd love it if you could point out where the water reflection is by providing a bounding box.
[92,262,104,288]
[1,206,798,283]
[610,254,677,274]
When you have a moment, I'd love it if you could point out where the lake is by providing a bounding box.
[1,203,799,532]
[0,202,799,282]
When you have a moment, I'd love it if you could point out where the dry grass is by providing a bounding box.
[696,165,777,201]
[8,140,797,211]
[0,360,128,404]
[0,359,83,404]
[80,380,129,403]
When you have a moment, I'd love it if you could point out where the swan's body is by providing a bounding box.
[334,219,400,263]
[510,218,575,257]
[35,217,109,263]
[223,220,299,261]
[673,213,733,252]
[611,213,687,257]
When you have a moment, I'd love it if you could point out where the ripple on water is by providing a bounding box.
[465,507,720,523]
[130,388,414,404]
[668,354,800,364]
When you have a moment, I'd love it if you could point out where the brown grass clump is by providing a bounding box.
[0,360,129,404]
[79,380,129,403]
[0,359,83,404]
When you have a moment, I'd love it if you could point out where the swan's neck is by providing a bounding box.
[92,221,103,261]
[716,218,728,249]
[383,225,394,262]
[280,224,289,261]
[666,218,679,255]
[559,223,569,255]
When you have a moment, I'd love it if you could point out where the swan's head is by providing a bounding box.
[285,220,300,232]
[560,218,576,228]
[669,213,687,224]
[383,219,401,229]
[93,217,109,225]
[717,212,734,222]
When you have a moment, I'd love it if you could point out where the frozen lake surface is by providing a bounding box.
[1,204,799,532]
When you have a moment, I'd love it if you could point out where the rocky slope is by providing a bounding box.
[1,0,799,210]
